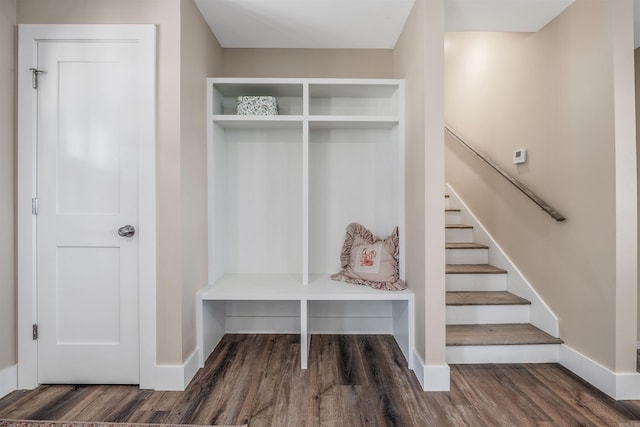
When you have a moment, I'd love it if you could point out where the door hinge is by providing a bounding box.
[32,197,38,215]
[32,324,38,340]
[29,68,45,90]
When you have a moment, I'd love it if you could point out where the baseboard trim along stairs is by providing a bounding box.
[444,188,563,364]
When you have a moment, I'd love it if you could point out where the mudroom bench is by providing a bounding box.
[198,78,412,371]
[196,275,415,370]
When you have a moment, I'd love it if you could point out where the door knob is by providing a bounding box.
[118,225,136,237]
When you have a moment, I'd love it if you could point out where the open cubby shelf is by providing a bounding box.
[197,78,413,371]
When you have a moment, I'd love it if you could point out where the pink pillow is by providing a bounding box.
[331,223,405,291]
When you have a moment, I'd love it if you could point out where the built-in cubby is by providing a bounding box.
[211,81,304,115]
[209,124,303,280]
[198,78,413,371]
[308,127,402,277]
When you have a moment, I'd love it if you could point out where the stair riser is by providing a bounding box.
[446,274,507,292]
[445,228,473,243]
[446,344,560,364]
[446,305,530,325]
[446,248,489,264]
[445,197,450,209]
[445,211,461,223]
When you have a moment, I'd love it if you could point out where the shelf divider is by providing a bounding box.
[302,83,310,285]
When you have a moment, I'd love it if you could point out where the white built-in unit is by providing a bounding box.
[197,78,413,371]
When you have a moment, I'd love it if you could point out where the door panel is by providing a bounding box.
[57,61,124,215]
[37,41,139,384]
[56,246,121,344]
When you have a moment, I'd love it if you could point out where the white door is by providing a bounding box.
[36,40,140,384]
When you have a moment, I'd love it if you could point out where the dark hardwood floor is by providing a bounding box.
[2,334,640,426]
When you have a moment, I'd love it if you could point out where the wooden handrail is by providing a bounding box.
[445,126,566,222]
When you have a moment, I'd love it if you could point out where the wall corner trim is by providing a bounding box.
[412,350,450,391]
[0,365,18,399]
[559,345,640,400]
[154,348,200,391]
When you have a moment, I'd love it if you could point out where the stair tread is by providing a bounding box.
[446,291,530,306]
[446,264,507,274]
[445,208,461,212]
[446,223,473,229]
[446,242,488,250]
[447,324,563,346]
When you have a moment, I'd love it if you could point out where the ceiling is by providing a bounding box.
[193,0,415,49]
[445,0,574,33]
[195,0,637,49]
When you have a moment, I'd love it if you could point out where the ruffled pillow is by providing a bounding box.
[331,223,405,291]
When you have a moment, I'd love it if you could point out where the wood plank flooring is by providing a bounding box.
[446,264,507,274]
[446,291,530,306]
[2,334,640,426]
[447,324,564,346]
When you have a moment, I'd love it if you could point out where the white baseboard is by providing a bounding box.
[310,317,392,334]
[412,350,425,388]
[560,344,640,400]
[224,316,300,334]
[183,348,200,389]
[0,364,17,399]
[412,350,450,391]
[225,316,393,335]
[154,348,199,391]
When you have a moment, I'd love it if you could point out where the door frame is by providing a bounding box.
[17,24,157,389]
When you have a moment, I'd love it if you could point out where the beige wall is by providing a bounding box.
[421,0,446,369]
[445,0,636,371]
[393,0,446,375]
[393,0,427,363]
[222,49,393,78]
[18,0,185,364]
[179,0,222,359]
[0,0,16,371]
[611,0,637,371]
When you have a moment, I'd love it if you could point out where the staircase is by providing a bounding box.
[444,194,563,364]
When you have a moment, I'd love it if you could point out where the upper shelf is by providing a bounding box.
[308,83,400,116]
[211,115,399,130]
[308,116,399,129]
[210,78,402,118]
[212,81,304,116]
[212,115,304,129]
